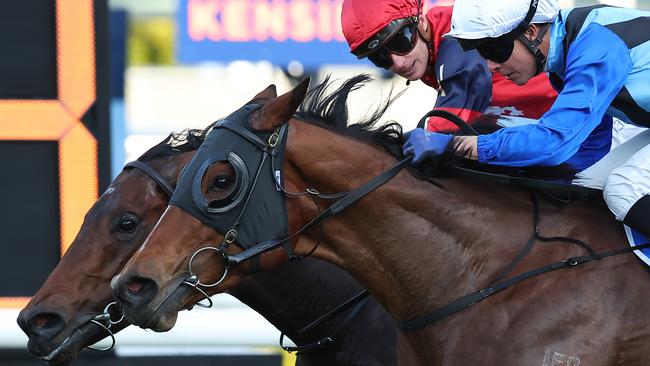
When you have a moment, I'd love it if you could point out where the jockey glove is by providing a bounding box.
[402,128,453,166]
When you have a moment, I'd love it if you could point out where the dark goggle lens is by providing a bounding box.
[476,38,514,63]
[384,22,419,55]
[367,51,393,68]
[366,22,419,69]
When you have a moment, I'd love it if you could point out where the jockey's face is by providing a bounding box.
[389,20,429,80]
[486,38,537,85]
[486,25,548,86]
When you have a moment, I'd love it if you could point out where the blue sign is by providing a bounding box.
[177,0,356,67]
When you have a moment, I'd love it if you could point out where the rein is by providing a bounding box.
[279,290,370,354]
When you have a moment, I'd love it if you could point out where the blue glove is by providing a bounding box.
[402,128,453,166]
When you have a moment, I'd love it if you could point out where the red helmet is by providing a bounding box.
[341,0,422,53]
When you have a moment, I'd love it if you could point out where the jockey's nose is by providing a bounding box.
[487,60,500,73]
[390,53,409,71]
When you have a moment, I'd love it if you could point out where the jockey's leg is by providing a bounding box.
[624,196,650,239]
[603,143,650,239]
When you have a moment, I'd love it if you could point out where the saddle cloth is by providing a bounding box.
[624,225,650,266]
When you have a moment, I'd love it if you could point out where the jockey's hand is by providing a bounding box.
[402,128,453,166]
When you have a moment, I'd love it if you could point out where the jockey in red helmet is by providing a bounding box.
[341,0,558,131]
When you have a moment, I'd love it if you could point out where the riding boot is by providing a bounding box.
[623,195,650,239]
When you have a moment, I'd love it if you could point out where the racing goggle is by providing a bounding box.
[352,17,419,69]
[458,33,517,64]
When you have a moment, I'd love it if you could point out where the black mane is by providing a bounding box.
[296,74,405,147]
[137,123,215,163]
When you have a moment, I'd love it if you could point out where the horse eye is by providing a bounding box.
[210,176,233,190]
[117,215,138,233]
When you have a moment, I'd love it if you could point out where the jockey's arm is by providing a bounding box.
[455,24,631,167]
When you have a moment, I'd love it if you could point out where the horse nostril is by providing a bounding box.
[25,313,65,339]
[127,279,144,293]
[116,276,158,307]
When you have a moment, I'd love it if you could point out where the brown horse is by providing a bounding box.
[112,75,650,365]
[18,115,396,365]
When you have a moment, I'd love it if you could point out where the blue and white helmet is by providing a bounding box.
[444,0,561,41]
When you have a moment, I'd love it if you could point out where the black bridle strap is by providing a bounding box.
[227,157,413,265]
[397,241,650,331]
[279,290,370,354]
[216,119,280,156]
[124,160,174,197]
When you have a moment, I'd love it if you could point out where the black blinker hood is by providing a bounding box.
[169,102,289,250]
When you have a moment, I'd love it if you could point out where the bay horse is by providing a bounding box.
[112,75,650,365]
[17,122,396,365]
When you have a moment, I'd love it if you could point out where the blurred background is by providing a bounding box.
[0,0,647,365]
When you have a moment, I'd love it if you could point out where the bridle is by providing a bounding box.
[66,160,190,354]
[166,102,410,353]
[175,102,412,290]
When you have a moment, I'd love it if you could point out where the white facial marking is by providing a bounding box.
[101,187,115,198]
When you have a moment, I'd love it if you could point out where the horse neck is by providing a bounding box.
[284,121,536,321]
[227,258,368,346]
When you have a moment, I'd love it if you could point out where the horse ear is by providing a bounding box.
[250,77,310,131]
[248,84,277,104]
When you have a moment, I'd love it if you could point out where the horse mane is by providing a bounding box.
[295,74,405,147]
[137,123,216,163]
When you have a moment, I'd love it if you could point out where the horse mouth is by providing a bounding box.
[35,321,106,366]
[121,277,192,332]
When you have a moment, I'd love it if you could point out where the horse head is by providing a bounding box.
[109,75,407,331]
[16,133,202,365]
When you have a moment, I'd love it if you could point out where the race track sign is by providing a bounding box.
[178,0,353,67]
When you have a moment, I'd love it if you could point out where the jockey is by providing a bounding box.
[340,0,559,131]
[402,0,650,238]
